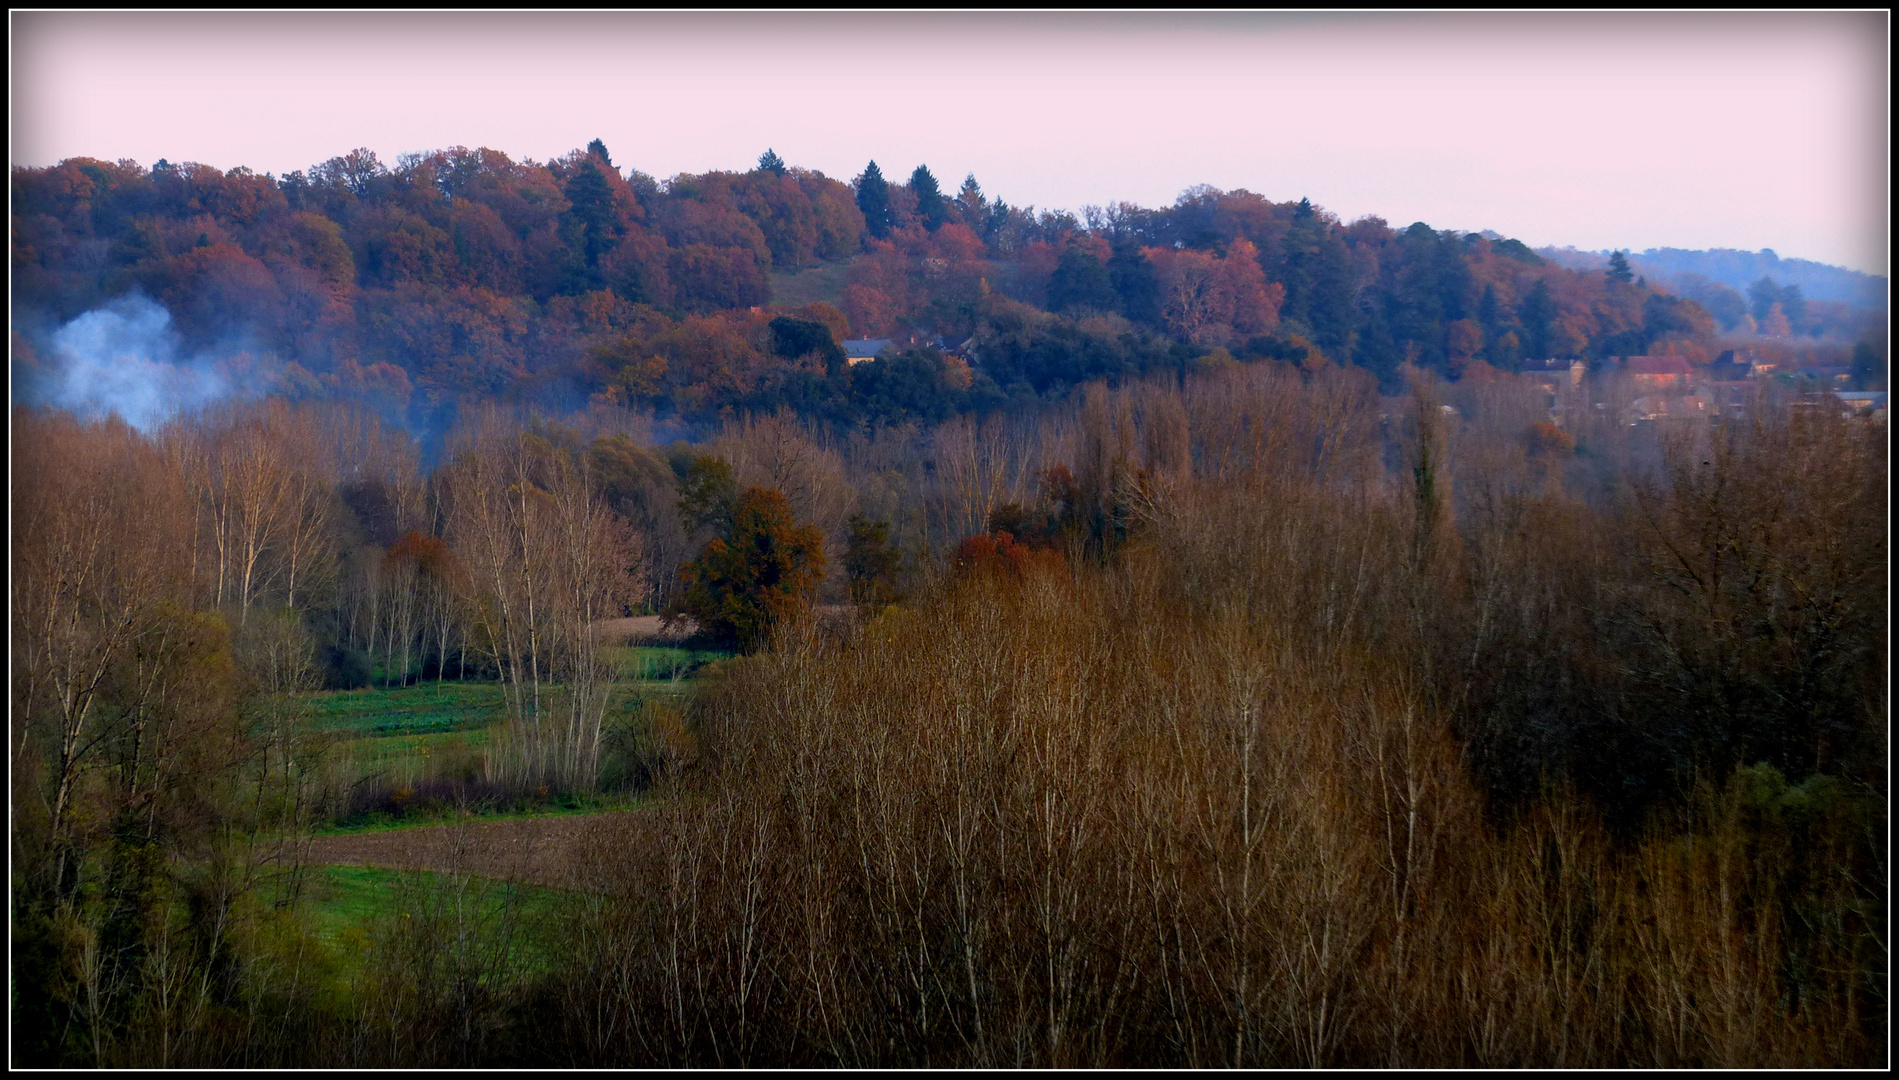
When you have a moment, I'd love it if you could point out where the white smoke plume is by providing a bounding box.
[33,294,241,432]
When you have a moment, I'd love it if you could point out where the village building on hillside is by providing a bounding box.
[1832,391,1887,422]
[1704,379,1759,419]
[1706,350,1759,382]
[1793,366,1854,388]
[1620,355,1695,392]
[1630,394,1711,422]
[841,338,894,365]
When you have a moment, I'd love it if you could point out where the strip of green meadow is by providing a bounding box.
[302,680,506,737]
[265,865,590,985]
[300,647,722,741]
[288,645,726,834]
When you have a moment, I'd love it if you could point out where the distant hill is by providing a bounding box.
[15,147,1879,432]
[1536,246,1887,310]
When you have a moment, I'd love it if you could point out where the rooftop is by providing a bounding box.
[1623,356,1694,377]
[841,338,893,358]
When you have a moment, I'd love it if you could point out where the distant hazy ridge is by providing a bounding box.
[1536,246,1887,310]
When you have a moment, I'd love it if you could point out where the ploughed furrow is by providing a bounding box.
[300,810,661,892]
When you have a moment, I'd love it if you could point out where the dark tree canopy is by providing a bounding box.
[909,164,947,232]
[1607,250,1634,284]
[843,514,902,607]
[674,486,826,652]
[1519,279,1557,360]
[1108,244,1162,326]
[856,160,892,238]
[1047,246,1117,314]
[674,453,741,540]
[11,144,1851,429]
[771,315,846,375]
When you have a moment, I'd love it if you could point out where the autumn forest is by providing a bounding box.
[9,142,1888,1067]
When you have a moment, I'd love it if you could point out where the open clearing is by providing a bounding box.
[274,865,584,982]
[292,618,727,889]
[768,258,855,308]
[596,613,698,644]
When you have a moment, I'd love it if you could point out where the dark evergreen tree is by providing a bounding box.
[1433,231,1474,323]
[985,199,1014,241]
[955,173,986,225]
[1278,199,1357,357]
[1279,198,1322,328]
[1607,250,1634,284]
[1519,279,1557,361]
[1387,223,1468,373]
[856,161,892,239]
[910,164,947,231]
[586,138,613,167]
[1849,339,1882,390]
[1642,292,1696,346]
[560,160,619,292]
[1478,283,1502,331]
[1779,283,1807,332]
[848,348,965,424]
[1047,246,1117,314]
[770,315,846,375]
[1108,244,1162,326]
[1352,297,1403,390]
[757,148,787,176]
[1478,283,1521,370]
[1305,229,1357,359]
[278,170,309,211]
[1748,276,1783,325]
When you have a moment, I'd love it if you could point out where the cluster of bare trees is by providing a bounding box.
[441,410,643,792]
[160,400,345,620]
[11,352,1884,1065]
[13,413,199,898]
[535,366,1882,1067]
[554,542,1877,1065]
[11,408,305,1066]
[327,417,436,684]
[11,397,654,1065]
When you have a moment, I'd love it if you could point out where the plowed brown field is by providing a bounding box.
[595,615,695,644]
[303,810,659,891]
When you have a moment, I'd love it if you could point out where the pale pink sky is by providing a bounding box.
[11,12,1889,274]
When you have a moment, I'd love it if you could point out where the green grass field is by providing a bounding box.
[304,682,506,738]
[294,654,723,827]
[305,652,725,738]
[607,644,728,684]
[267,865,590,985]
[769,258,855,309]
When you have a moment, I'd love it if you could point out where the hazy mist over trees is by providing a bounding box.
[15,144,1885,447]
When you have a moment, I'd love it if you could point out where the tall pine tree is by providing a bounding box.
[1607,250,1634,284]
[1519,279,1556,361]
[910,164,947,231]
[560,159,619,293]
[856,161,892,239]
[956,173,986,217]
[1279,198,1322,329]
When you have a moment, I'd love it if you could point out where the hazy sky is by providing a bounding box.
[12,11,1889,274]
